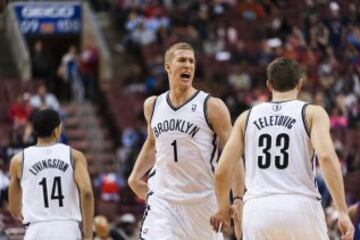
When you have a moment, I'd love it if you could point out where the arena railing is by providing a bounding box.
[5,2,31,81]
[82,1,112,82]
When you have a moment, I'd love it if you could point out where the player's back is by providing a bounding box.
[244,100,320,201]
[21,143,81,224]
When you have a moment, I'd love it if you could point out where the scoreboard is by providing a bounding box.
[13,2,82,35]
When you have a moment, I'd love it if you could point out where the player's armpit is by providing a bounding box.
[8,153,22,220]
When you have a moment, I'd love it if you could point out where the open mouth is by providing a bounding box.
[180,73,191,80]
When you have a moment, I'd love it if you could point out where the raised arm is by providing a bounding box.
[72,149,94,240]
[307,105,354,240]
[128,96,157,200]
[210,110,248,234]
[8,153,22,220]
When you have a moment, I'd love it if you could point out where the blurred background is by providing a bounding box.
[0,0,359,239]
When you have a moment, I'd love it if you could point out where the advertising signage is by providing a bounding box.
[14,2,82,35]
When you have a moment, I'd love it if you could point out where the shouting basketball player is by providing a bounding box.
[128,42,242,240]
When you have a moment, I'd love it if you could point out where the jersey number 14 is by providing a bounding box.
[39,176,64,208]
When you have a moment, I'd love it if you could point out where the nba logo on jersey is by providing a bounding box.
[272,104,282,112]
[192,104,197,111]
[43,148,52,154]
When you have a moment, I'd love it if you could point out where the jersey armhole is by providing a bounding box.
[243,108,252,140]
[203,94,214,130]
[149,97,158,125]
[70,147,75,169]
[302,103,311,138]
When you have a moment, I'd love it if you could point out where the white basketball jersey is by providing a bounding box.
[244,100,321,201]
[150,91,218,202]
[21,143,82,224]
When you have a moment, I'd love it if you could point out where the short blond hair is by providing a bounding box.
[164,42,194,64]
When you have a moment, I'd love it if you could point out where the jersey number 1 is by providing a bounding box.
[171,140,178,162]
[39,176,64,208]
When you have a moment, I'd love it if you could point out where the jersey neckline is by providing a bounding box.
[166,90,200,111]
[268,99,297,104]
[33,143,59,148]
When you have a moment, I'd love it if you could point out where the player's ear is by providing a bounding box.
[296,78,303,91]
[165,63,171,74]
[53,123,62,140]
[266,80,273,91]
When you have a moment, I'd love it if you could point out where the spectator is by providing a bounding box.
[29,84,60,112]
[238,0,265,21]
[79,41,99,99]
[57,45,80,100]
[110,213,138,240]
[347,25,360,51]
[94,215,113,240]
[330,106,348,130]
[8,93,32,130]
[94,165,123,202]
[130,22,157,46]
[31,40,54,91]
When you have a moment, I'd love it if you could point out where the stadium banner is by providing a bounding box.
[13,2,82,35]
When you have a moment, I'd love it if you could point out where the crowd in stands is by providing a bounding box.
[106,0,360,239]
[31,39,99,102]
[0,0,359,239]
[2,83,63,164]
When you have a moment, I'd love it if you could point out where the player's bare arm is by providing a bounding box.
[72,148,94,240]
[207,97,244,237]
[128,96,157,200]
[307,105,354,240]
[9,152,23,220]
[207,98,243,195]
[348,203,358,224]
[210,110,247,233]
[207,97,232,148]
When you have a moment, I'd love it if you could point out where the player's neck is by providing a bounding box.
[169,87,197,106]
[271,89,298,102]
[37,138,58,146]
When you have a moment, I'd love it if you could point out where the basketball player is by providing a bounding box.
[210,57,354,240]
[9,109,94,240]
[128,42,242,239]
[349,200,360,240]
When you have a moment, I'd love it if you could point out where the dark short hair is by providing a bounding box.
[266,57,303,92]
[32,109,61,138]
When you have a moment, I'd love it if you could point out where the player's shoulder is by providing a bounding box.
[305,104,328,118]
[10,151,23,165]
[70,147,86,162]
[144,95,158,109]
[206,96,231,121]
[206,96,227,111]
[234,109,251,128]
[144,95,158,122]
[9,151,23,178]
